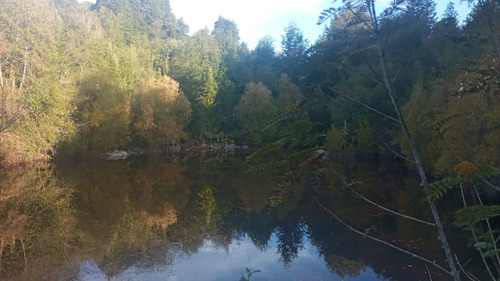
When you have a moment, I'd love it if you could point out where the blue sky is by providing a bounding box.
[169,0,472,50]
[72,234,388,281]
[78,0,472,50]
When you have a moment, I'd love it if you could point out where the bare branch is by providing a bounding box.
[19,47,28,91]
[455,255,481,281]
[347,185,435,226]
[344,57,384,86]
[424,265,433,281]
[481,178,500,192]
[405,80,423,122]
[381,139,416,164]
[327,86,401,123]
[362,55,383,83]
[326,164,433,225]
[313,196,452,276]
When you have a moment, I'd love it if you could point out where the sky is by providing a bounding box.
[78,0,472,50]
[73,234,387,281]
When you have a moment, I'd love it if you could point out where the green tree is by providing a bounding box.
[281,22,308,61]
[236,82,276,145]
[212,16,240,60]
[276,73,302,109]
[167,29,222,138]
[0,0,74,161]
[280,22,309,76]
[465,0,500,57]
[76,70,130,151]
[249,36,277,88]
[356,118,374,152]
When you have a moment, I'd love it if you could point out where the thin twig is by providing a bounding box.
[0,239,3,271]
[392,67,402,83]
[405,79,423,122]
[20,238,27,268]
[327,86,400,123]
[381,140,416,163]
[424,264,433,281]
[455,255,481,281]
[347,185,435,226]
[363,56,382,82]
[327,157,435,226]
[313,196,452,276]
[345,59,384,87]
[481,178,500,192]
[19,47,28,92]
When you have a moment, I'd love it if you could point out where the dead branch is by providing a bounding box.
[455,255,480,281]
[313,196,452,276]
[325,164,433,225]
[18,47,28,92]
[381,140,416,163]
[327,86,400,123]
[347,185,435,226]
[481,178,500,192]
[424,265,433,281]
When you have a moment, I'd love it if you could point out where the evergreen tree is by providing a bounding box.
[280,22,309,76]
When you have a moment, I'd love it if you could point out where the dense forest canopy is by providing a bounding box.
[0,0,498,175]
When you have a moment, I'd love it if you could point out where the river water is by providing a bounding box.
[0,153,473,281]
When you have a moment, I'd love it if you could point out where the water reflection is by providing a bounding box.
[0,154,463,281]
[75,233,386,281]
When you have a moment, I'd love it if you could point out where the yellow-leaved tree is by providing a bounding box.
[131,76,191,147]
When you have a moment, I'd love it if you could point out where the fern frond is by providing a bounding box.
[244,138,289,164]
[475,165,500,178]
[286,147,320,162]
[244,160,289,173]
[455,205,500,230]
[426,177,461,199]
[317,7,338,25]
[261,112,295,132]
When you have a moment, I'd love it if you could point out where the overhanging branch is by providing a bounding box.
[327,86,400,123]
[313,196,452,276]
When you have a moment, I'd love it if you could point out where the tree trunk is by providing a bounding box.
[368,1,461,280]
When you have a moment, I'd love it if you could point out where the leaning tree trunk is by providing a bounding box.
[367,1,461,280]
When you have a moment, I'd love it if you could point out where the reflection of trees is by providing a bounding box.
[198,186,216,225]
[0,156,469,281]
[0,167,78,280]
[54,157,192,278]
[307,160,457,281]
[326,255,365,278]
[275,223,306,267]
[244,214,273,251]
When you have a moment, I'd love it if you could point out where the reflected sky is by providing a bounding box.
[75,232,386,281]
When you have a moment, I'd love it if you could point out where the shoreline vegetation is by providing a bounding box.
[1,0,498,175]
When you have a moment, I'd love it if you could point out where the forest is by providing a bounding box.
[1,0,500,279]
[0,0,497,172]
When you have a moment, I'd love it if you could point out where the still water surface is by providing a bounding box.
[0,153,466,281]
